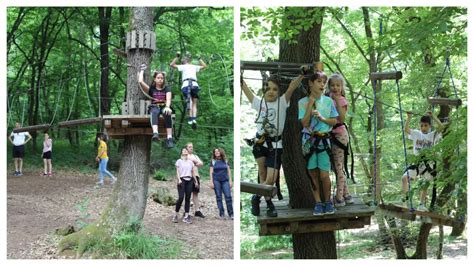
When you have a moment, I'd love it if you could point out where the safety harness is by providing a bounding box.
[330,123,355,183]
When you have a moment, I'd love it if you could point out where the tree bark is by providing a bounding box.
[99,7,112,115]
[278,7,337,259]
[59,7,154,258]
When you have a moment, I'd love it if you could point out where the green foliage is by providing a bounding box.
[152,169,168,181]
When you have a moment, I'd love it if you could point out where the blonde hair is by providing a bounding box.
[327,73,346,97]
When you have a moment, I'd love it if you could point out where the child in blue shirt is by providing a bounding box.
[298,70,339,216]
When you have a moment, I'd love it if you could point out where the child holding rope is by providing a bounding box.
[241,75,302,217]
[138,65,174,148]
[170,52,206,130]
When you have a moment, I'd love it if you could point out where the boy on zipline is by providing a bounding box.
[170,52,207,130]
[138,65,174,148]
[242,75,302,217]
[401,111,444,211]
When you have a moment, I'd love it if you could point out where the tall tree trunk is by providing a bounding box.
[59,7,154,258]
[279,7,337,259]
[99,7,112,115]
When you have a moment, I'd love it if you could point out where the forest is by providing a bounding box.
[7,7,234,259]
[240,6,467,259]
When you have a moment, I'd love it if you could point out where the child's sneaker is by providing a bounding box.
[250,195,261,216]
[313,202,324,216]
[266,200,278,217]
[418,204,428,212]
[183,216,192,224]
[43,173,48,176]
[344,195,354,205]
[48,172,52,177]
[229,214,234,220]
[171,214,178,223]
[194,211,205,218]
[152,132,160,141]
[17,172,23,176]
[111,178,117,185]
[191,120,197,130]
[324,201,335,214]
[165,138,175,149]
[334,197,346,207]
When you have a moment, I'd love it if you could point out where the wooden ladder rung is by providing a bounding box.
[370,71,403,81]
[427,97,462,106]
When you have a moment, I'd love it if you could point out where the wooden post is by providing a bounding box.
[13,124,51,133]
[427,97,462,107]
[240,181,277,198]
[58,117,102,128]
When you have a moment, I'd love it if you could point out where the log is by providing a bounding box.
[370,71,403,81]
[427,97,462,107]
[13,124,51,133]
[241,61,307,73]
[240,181,277,197]
[58,117,102,128]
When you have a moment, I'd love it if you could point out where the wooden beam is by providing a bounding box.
[241,61,307,73]
[240,181,277,197]
[113,48,127,58]
[427,97,462,107]
[370,71,403,81]
[58,117,102,128]
[13,124,51,133]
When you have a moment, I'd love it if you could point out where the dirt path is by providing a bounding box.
[7,169,233,259]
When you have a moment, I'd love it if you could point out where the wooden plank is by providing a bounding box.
[107,127,152,136]
[58,117,102,128]
[370,71,403,81]
[13,124,51,133]
[257,197,374,225]
[241,61,307,73]
[104,119,112,129]
[121,120,129,128]
[130,30,137,49]
[260,216,369,236]
[102,115,150,123]
[378,203,458,227]
[121,102,129,115]
[427,97,462,107]
[240,181,277,197]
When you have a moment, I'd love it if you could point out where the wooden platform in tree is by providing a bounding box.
[240,181,277,197]
[378,203,459,227]
[102,114,174,139]
[13,124,51,133]
[256,197,374,236]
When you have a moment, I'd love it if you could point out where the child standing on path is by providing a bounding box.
[173,148,199,224]
[42,132,53,176]
[96,134,117,186]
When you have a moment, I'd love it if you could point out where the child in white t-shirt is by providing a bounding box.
[170,52,207,129]
[401,111,443,211]
[241,75,303,217]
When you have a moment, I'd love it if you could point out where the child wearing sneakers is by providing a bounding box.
[172,148,199,224]
[170,52,206,129]
[95,133,117,186]
[42,132,53,176]
[137,65,174,148]
[298,70,339,216]
[401,111,443,211]
[327,73,354,207]
[241,75,302,217]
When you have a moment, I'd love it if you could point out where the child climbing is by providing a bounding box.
[242,75,302,217]
[42,132,53,176]
[327,73,354,207]
[170,52,207,130]
[138,65,174,148]
[172,148,199,224]
[209,147,233,220]
[298,69,339,216]
[401,111,443,211]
